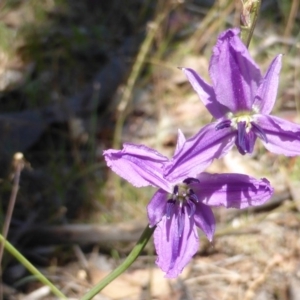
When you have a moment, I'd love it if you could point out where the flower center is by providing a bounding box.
[216,111,255,131]
[166,178,200,237]
[215,112,268,155]
[231,115,253,132]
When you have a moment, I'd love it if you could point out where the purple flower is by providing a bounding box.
[182,28,300,155]
[103,131,273,278]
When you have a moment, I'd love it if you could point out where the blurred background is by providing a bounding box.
[0,0,300,299]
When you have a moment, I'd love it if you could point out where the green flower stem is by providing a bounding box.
[240,0,261,47]
[0,234,67,299]
[80,225,155,300]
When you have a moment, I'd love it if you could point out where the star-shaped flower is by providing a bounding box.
[182,28,300,155]
[104,130,273,277]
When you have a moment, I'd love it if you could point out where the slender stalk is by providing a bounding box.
[284,0,299,38]
[0,153,24,264]
[240,0,261,47]
[0,153,24,300]
[80,225,155,300]
[0,234,67,299]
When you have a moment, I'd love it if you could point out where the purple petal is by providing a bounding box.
[256,114,300,156]
[194,203,215,242]
[103,143,171,191]
[163,123,235,182]
[190,172,274,208]
[253,55,282,115]
[181,68,228,119]
[251,121,268,143]
[174,129,186,156]
[154,212,199,278]
[209,28,261,112]
[147,189,168,227]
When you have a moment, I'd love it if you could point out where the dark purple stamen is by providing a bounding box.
[166,199,176,219]
[215,119,231,130]
[235,121,254,155]
[237,121,247,151]
[183,177,200,184]
[173,185,179,195]
[177,206,185,237]
[235,120,267,155]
